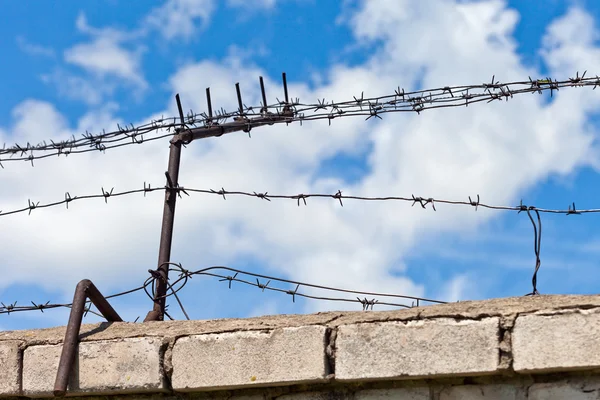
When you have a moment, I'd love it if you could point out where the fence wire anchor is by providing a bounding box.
[54,279,122,397]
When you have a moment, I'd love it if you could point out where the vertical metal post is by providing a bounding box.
[144,94,185,322]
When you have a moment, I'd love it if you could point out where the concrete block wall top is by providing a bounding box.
[0,341,20,396]
[1,294,600,398]
[335,317,501,381]
[171,326,328,391]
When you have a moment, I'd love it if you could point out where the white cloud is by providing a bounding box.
[539,6,600,170]
[2,1,600,320]
[44,13,147,103]
[65,40,143,85]
[41,70,112,105]
[42,1,220,105]
[64,14,146,90]
[44,0,219,104]
[146,0,215,41]
[541,7,600,82]
[10,100,69,145]
[16,36,55,58]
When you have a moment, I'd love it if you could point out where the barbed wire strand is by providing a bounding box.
[0,183,559,296]
[0,285,146,317]
[0,265,445,317]
[0,184,596,218]
[2,71,598,165]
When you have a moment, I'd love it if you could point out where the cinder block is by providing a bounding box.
[0,341,21,397]
[513,311,600,373]
[23,338,164,397]
[335,318,500,381]
[355,388,430,400]
[529,380,600,400]
[171,326,328,391]
[440,384,525,399]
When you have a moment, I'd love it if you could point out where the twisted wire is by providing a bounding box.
[0,265,445,317]
[2,71,597,165]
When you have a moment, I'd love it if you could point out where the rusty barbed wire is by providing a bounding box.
[0,265,445,318]
[1,183,598,218]
[2,71,599,166]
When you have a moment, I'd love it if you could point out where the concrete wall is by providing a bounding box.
[1,295,600,399]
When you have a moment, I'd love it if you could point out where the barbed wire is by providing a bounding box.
[0,265,445,318]
[145,264,447,320]
[0,183,567,297]
[0,119,177,167]
[2,71,598,166]
[0,285,145,317]
[0,182,596,218]
[0,183,557,303]
[0,183,163,217]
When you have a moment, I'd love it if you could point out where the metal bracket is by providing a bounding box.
[54,279,123,397]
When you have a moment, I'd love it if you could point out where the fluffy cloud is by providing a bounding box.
[40,1,218,105]
[2,1,600,322]
[64,14,147,88]
[542,7,600,84]
[146,0,215,41]
[40,13,147,105]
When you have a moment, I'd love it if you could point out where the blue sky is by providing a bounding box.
[2,0,600,331]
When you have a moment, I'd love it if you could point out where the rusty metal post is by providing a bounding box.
[144,94,185,322]
[54,279,122,397]
[143,77,293,321]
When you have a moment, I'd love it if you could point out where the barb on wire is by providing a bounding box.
[3,71,600,165]
[2,184,600,218]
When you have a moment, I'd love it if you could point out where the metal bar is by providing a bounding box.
[86,282,122,321]
[176,93,186,127]
[259,76,268,112]
[54,280,122,397]
[145,94,185,322]
[282,72,289,104]
[206,88,213,120]
[53,281,86,397]
[147,141,181,320]
[235,83,244,116]
[174,113,293,143]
